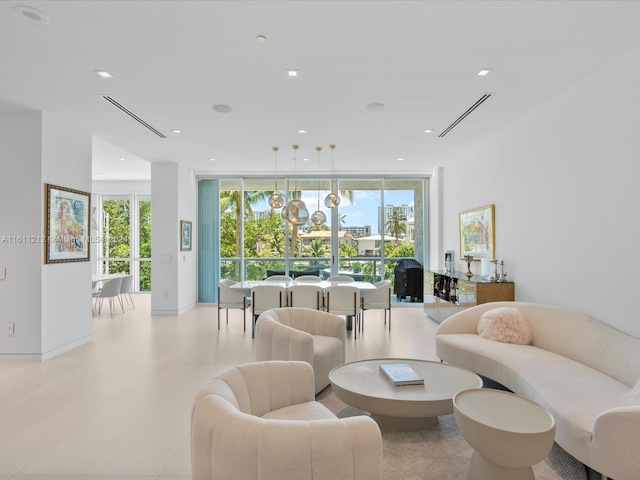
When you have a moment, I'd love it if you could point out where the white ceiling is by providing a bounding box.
[2,1,640,181]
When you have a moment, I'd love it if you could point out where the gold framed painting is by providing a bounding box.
[459,204,495,261]
[45,183,91,264]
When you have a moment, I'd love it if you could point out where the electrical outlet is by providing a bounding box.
[161,290,168,299]
[0,267,6,279]
[6,322,15,336]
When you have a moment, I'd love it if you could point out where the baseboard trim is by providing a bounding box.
[0,335,92,362]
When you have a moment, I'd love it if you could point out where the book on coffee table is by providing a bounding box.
[379,363,425,386]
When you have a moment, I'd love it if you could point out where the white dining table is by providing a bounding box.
[229,279,375,296]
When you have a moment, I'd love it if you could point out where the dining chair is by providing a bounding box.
[288,283,324,310]
[119,275,135,309]
[251,284,287,337]
[327,275,355,283]
[92,276,124,318]
[325,285,361,338]
[218,279,251,331]
[265,275,293,282]
[295,275,322,282]
[361,279,392,332]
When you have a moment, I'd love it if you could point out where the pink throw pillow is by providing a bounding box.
[477,307,532,345]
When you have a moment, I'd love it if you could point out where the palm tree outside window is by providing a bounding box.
[385,207,407,246]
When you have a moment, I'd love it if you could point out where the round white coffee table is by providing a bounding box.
[329,358,482,430]
[453,388,556,480]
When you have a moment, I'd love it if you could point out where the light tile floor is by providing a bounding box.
[0,295,438,480]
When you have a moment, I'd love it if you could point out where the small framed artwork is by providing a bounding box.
[45,183,91,264]
[180,220,192,251]
[459,204,495,261]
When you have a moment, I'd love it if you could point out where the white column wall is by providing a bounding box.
[151,163,179,315]
[41,113,93,358]
[0,111,92,360]
[151,163,197,315]
[441,42,640,336]
[0,112,44,358]
[177,166,197,313]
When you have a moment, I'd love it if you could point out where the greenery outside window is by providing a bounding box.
[98,194,151,292]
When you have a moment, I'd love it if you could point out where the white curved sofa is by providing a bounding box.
[435,301,640,480]
[256,307,346,394]
[191,361,382,480]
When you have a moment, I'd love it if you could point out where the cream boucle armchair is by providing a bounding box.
[191,361,382,480]
[255,307,346,394]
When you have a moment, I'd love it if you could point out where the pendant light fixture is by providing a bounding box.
[285,145,309,226]
[267,146,285,209]
[310,146,327,226]
[324,144,341,208]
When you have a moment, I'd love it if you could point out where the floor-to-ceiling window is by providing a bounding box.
[97,194,152,292]
[219,179,243,281]
[382,178,425,279]
[337,178,425,284]
[205,175,428,301]
[138,198,152,291]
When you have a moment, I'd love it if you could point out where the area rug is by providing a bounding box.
[317,388,588,480]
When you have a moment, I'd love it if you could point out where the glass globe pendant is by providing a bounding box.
[310,146,326,225]
[267,147,285,209]
[310,209,326,225]
[285,145,309,226]
[286,198,309,226]
[269,192,285,209]
[324,144,341,208]
[324,192,340,208]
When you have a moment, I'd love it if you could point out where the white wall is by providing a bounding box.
[151,163,178,314]
[41,114,93,359]
[177,167,197,313]
[92,180,151,195]
[150,163,197,315]
[441,42,640,336]
[0,112,92,360]
[0,112,44,358]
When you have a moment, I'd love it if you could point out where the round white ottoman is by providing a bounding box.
[453,388,556,480]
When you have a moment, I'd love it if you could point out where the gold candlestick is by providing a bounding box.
[464,255,474,279]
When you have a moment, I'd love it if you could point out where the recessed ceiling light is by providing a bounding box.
[14,5,50,24]
[119,157,126,161]
[172,129,181,134]
[286,69,299,78]
[210,158,215,162]
[424,129,433,133]
[366,103,385,112]
[397,158,405,161]
[477,69,493,76]
[256,35,267,43]
[303,157,310,162]
[298,129,307,134]
[212,104,232,113]
[95,70,113,78]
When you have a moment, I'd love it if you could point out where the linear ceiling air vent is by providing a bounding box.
[101,95,167,138]
[438,93,492,137]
